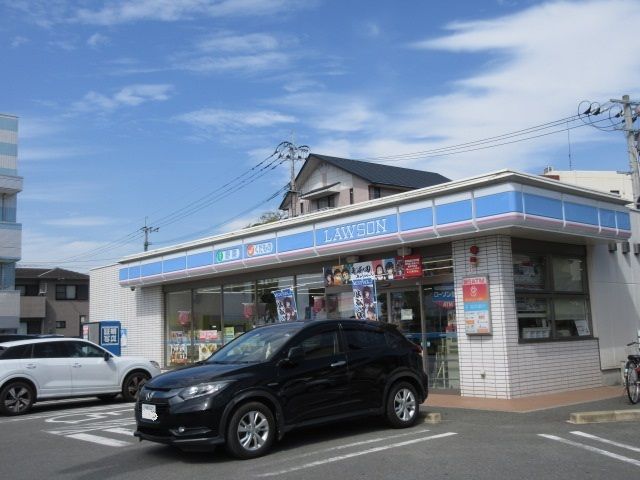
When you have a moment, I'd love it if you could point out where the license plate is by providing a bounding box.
[141,403,158,421]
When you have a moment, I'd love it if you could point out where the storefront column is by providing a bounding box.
[452,235,517,398]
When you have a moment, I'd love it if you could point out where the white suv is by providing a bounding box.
[0,337,161,415]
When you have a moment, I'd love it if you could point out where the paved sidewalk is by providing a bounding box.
[425,386,626,413]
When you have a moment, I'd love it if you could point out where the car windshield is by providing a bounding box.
[207,323,304,364]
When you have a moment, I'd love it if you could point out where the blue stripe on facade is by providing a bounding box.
[523,193,563,220]
[0,168,18,176]
[187,251,213,269]
[399,207,433,231]
[617,211,631,230]
[0,117,18,132]
[316,214,398,246]
[475,191,523,218]
[278,231,314,252]
[564,202,598,226]
[141,261,162,277]
[435,200,472,225]
[600,209,617,229]
[128,266,141,279]
[163,257,186,273]
[119,268,128,281]
[0,142,17,156]
[0,222,21,230]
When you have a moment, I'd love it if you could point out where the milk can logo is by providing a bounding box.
[246,241,274,257]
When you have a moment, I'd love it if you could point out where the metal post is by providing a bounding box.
[611,95,640,207]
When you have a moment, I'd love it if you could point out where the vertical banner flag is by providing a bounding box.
[273,288,298,322]
[352,277,378,321]
[462,276,492,335]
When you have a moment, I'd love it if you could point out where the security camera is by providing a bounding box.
[130,286,136,291]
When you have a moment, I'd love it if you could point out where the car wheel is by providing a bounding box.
[385,381,419,428]
[121,372,150,402]
[226,402,275,459]
[0,381,35,416]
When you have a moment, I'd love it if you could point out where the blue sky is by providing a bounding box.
[2,0,639,271]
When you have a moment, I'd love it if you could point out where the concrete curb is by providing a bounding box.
[569,409,640,424]
[419,406,441,424]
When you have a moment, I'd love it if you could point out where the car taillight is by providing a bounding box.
[411,343,423,357]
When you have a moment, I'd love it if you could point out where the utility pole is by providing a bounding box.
[141,217,159,252]
[276,141,309,218]
[610,95,640,208]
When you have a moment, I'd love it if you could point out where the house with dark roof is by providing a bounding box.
[15,267,89,336]
[279,154,450,217]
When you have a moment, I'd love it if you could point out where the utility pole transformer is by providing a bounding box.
[610,95,640,208]
[141,217,159,252]
[276,141,309,218]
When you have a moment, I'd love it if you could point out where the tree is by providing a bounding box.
[246,210,286,228]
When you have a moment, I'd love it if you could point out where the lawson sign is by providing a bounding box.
[316,214,398,246]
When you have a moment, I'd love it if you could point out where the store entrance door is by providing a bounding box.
[376,288,424,351]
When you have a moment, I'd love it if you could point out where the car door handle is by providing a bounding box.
[72,363,82,368]
[330,360,346,368]
[25,363,36,369]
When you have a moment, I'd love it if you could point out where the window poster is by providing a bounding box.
[352,277,378,321]
[324,255,422,284]
[273,288,298,322]
[462,276,492,335]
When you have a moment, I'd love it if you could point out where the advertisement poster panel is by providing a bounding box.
[462,276,492,335]
[273,288,298,322]
[352,277,378,321]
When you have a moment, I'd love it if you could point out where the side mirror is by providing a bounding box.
[103,352,112,361]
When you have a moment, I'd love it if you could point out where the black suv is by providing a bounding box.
[135,320,428,459]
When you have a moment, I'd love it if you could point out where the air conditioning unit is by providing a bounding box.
[38,282,47,296]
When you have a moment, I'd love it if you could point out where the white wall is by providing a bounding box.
[90,264,164,365]
[588,210,640,373]
[453,235,602,398]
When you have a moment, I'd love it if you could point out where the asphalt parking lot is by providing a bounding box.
[0,395,638,480]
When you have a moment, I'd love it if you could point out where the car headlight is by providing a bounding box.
[178,381,231,400]
[150,360,160,369]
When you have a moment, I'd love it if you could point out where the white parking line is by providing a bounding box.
[570,431,640,453]
[260,428,432,466]
[258,432,457,477]
[0,403,133,424]
[66,433,132,448]
[104,427,135,436]
[539,434,640,468]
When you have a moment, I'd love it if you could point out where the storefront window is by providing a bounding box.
[423,256,453,277]
[552,257,584,292]
[193,287,222,361]
[515,250,590,342]
[295,273,326,320]
[256,277,294,325]
[166,290,192,367]
[513,254,546,290]
[326,291,354,319]
[223,282,256,342]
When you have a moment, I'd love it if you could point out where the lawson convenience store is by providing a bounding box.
[91,169,640,399]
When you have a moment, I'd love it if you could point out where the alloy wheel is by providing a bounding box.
[236,410,270,451]
[5,385,31,414]
[394,387,417,422]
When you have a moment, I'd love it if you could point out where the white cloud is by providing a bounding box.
[177,108,296,131]
[179,51,290,73]
[196,32,280,53]
[312,1,640,179]
[10,36,29,47]
[44,216,117,227]
[73,0,314,25]
[87,32,109,47]
[71,84,173,113]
